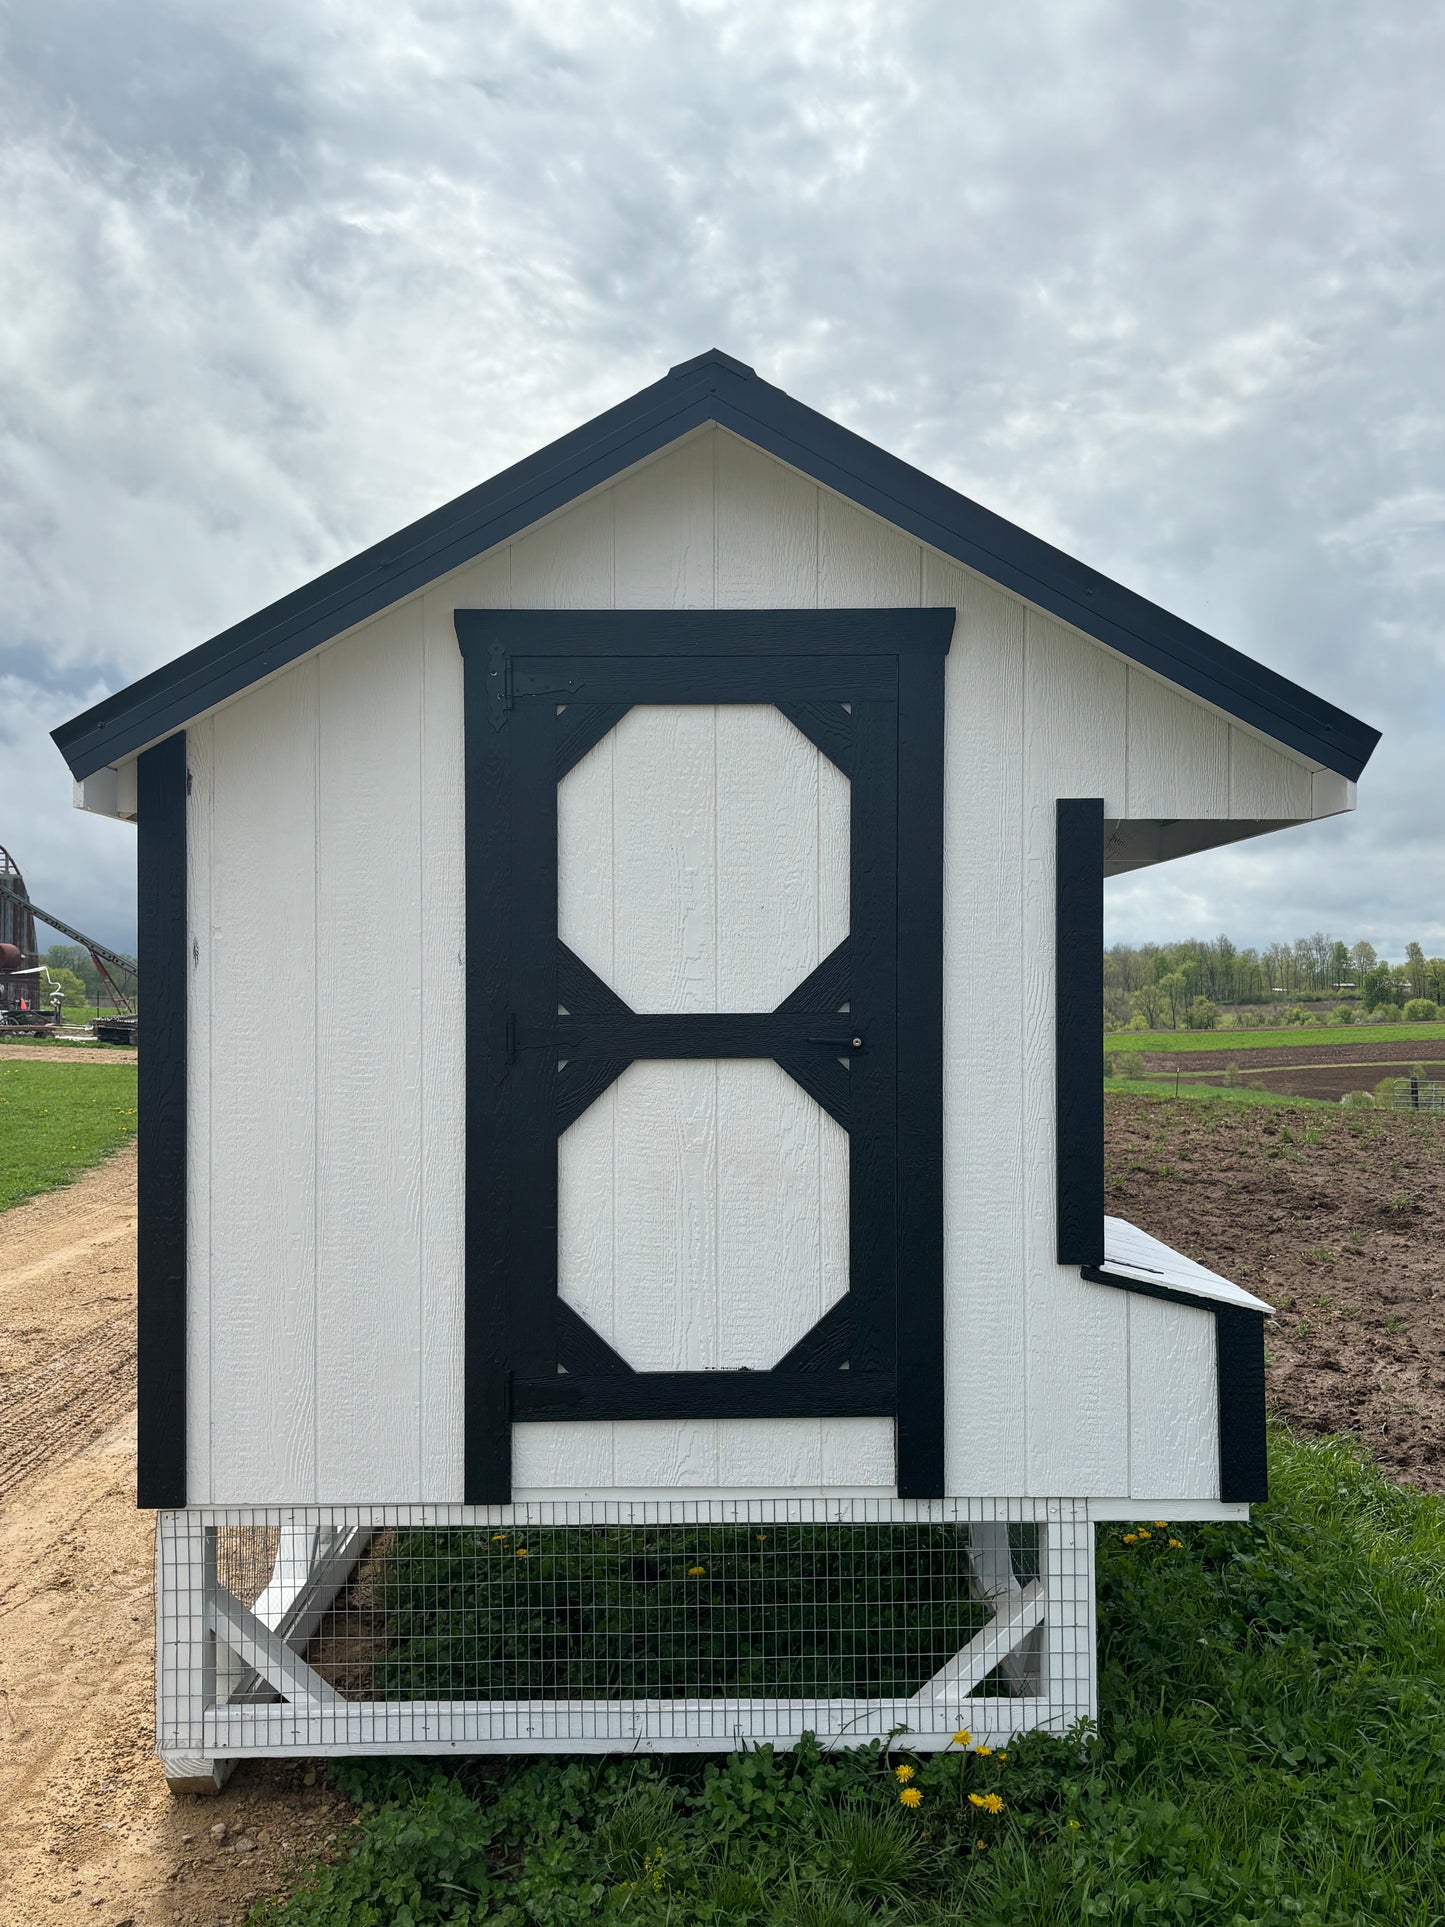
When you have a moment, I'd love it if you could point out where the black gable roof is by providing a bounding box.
[54,350,1379,782]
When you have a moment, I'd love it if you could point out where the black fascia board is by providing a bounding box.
[53,349,1380,783]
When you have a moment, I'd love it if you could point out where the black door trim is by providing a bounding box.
[461,609,951,1502]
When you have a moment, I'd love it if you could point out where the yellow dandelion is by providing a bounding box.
[1122,1533,1139,1545]
[951,1729,972,1747]
[894,1764,915,1783]
[1168,1537,1183,1550]
[1153,1521,1169,1530]
[974,1841,987,1852]
[980,1793,1004,1815]
[515,1547,529,1557]
[491,1533,507,1541]
[975,1744,993,1757]
[997,1752,1008,1762]
[1137,1529,1152,1541]
[899,1786,923,1809]
[687,1565,707,1576]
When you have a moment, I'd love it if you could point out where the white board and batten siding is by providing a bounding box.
[185,425,1304,1508]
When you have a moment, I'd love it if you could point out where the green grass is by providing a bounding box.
[253,1433,1445,1926]
[1105,1021,1445,1055]
[1104,1076,1337,1110]
[0,1059,139,1211]
[376,1522,994,1703]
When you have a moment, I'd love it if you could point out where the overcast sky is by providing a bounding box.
[1,0,1441,959]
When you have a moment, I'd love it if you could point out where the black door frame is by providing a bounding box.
[458,610,952,1501]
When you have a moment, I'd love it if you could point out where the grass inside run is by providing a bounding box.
[1106,1020,1445,1054]
[257,1434,1445,1927]
[370,1522,1001,1701]
[1103,1075,1336,1110]
[0,1059,138,1212]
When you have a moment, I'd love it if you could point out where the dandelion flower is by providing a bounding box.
[1154,1521,1169,1530]
[516,1547,529,1557]
[997,1752,1008,1763]
[687,1565,706,1576]
[1122,1533,1139,1545]
[1168,1537,1183,1550]
[1137,1529,1152,1541]
[975,1745,993,1757]
[894,1764,915,1783]
[491,1533,507,1541]
[899,1786,923,1809]
[980,1793,1004,1815]
[951,1729,972,1747]
[974,1841,987,1852]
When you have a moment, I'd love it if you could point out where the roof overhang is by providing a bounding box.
[53,348,1381,784]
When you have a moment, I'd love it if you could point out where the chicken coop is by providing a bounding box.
[53,351,1379,1790]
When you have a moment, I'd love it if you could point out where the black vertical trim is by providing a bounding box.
[846,698,898,1383]
[509,696,560,1384]
[1216,1306,1269,1502]
[1056,799,1105,1266]
[894,651,947,1498]
[136,732,188,1509]
[464,649,513,1502]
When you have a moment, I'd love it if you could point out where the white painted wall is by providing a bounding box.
[184,424,1311,1506]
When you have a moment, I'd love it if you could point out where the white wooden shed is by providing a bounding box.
[54,350,1378,1785]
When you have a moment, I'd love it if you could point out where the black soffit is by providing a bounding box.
[53,348,1380,783]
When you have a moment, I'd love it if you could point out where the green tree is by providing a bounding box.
[1362,963,1396,1011]
[1186,996,1219,1030]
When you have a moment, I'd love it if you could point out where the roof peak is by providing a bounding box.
[667,348,755,380]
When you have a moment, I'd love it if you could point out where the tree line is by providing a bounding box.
[1104,933,1445,1031]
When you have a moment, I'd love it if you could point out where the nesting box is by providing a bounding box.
[55,352,1378,1785]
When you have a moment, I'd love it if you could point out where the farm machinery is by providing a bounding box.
[0,844,138,1040]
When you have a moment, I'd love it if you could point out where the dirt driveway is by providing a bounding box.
[0,1150,347,1927]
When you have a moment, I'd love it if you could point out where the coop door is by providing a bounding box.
[459,611,952,1502]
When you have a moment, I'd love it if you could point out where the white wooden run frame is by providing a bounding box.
[156,1499,1096,1788]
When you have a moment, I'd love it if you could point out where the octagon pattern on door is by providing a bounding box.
[459,609,952,1502]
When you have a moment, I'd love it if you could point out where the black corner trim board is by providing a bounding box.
[462,609,950,1502]
[53,351,1378,784]
[136,733,188,1508]
[1056,800,1105,1268]
[1081,1269,1269,1504]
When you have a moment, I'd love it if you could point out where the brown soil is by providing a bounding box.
[1,1101,1441,1921]
[0,1150,349,1927]
[1106,1093,1445,1491]
[1196,1061,1445,1099]
[0,1042,137,1064]
[1144,1038,1445,1072]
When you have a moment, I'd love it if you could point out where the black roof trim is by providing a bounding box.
[54,350,1380,782]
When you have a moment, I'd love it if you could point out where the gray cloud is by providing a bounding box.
[1,0,1441,956]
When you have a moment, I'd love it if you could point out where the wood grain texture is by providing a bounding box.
[1228,727,1314,819]
[1126,666,1230,818]
[714,431,819,611]
[207,665,319,1503]
[316,608,424,1501]
[1125,1293,1218,1501]
[184,717,213,1501]
[818,493,922,607]
[1022,610,1128,1496]
[612,431,715,609]
[929,558,1027,1495]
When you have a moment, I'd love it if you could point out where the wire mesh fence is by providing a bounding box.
[159,1499,1095,1759]
[1384,1077,1445,1113]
